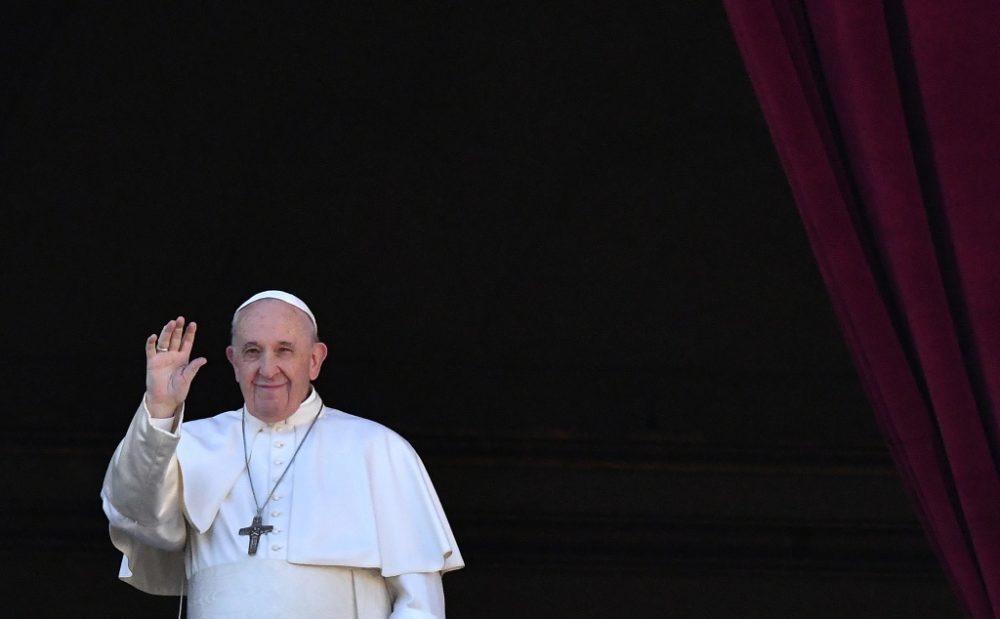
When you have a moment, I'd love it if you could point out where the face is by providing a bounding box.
[226,299,328,423]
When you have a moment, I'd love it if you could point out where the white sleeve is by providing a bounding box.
[386,571,446,619]
[100,398,187,551]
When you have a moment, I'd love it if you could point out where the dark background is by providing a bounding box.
[1,2,965,617]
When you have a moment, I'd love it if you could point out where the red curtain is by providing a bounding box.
[723,1,1000,616]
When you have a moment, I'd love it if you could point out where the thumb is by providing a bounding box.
[185,357,209,380]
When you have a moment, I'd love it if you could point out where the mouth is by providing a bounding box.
[253,383,287,390]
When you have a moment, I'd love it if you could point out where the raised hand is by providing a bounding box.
[144,316,208,418]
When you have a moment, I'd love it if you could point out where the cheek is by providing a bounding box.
[234,363,256,382]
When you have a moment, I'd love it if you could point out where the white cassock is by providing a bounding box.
[101,390,464,619]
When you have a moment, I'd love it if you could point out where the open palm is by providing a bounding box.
[144,316,208,418]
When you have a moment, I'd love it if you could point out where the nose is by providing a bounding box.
[257,352,280,379]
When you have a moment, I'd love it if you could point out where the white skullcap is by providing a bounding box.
[233,290,317,329]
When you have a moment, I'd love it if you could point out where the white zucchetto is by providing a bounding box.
[233,290,317,330]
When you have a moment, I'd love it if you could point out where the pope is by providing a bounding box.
[101,290,464,619]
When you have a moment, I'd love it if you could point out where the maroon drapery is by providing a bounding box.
[723,1,1000,616]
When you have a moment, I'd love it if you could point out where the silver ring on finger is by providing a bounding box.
[156,346,169,352]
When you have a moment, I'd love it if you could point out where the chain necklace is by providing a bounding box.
[237,404,322,555]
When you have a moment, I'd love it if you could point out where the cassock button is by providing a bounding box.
[271,510,281,517]
[271,544,282,551]
[274,441,285,448]
[274,459,284,465]
[272,494,282,501]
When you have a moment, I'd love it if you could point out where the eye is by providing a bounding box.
[243,347,260,358]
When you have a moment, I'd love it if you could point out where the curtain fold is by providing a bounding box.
[723,2,1000,616]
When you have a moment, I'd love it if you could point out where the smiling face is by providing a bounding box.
[226,299,328,423]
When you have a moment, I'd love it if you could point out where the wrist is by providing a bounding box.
[143,393,181,419]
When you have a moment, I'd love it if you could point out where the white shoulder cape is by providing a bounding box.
[111,406,463,595]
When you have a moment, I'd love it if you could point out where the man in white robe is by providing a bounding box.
[102,290,464,619]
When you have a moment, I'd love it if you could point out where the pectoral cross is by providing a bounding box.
[238,515,273,555]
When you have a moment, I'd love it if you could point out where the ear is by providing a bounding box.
[225,345,238,379]
[309,342,328,380]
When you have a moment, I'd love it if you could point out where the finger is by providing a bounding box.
[179,321,198,354]
[145,334,158,359]
[158,319,177,350]
[168,316,185,350]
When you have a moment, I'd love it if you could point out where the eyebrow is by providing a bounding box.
[241,340,297,349]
